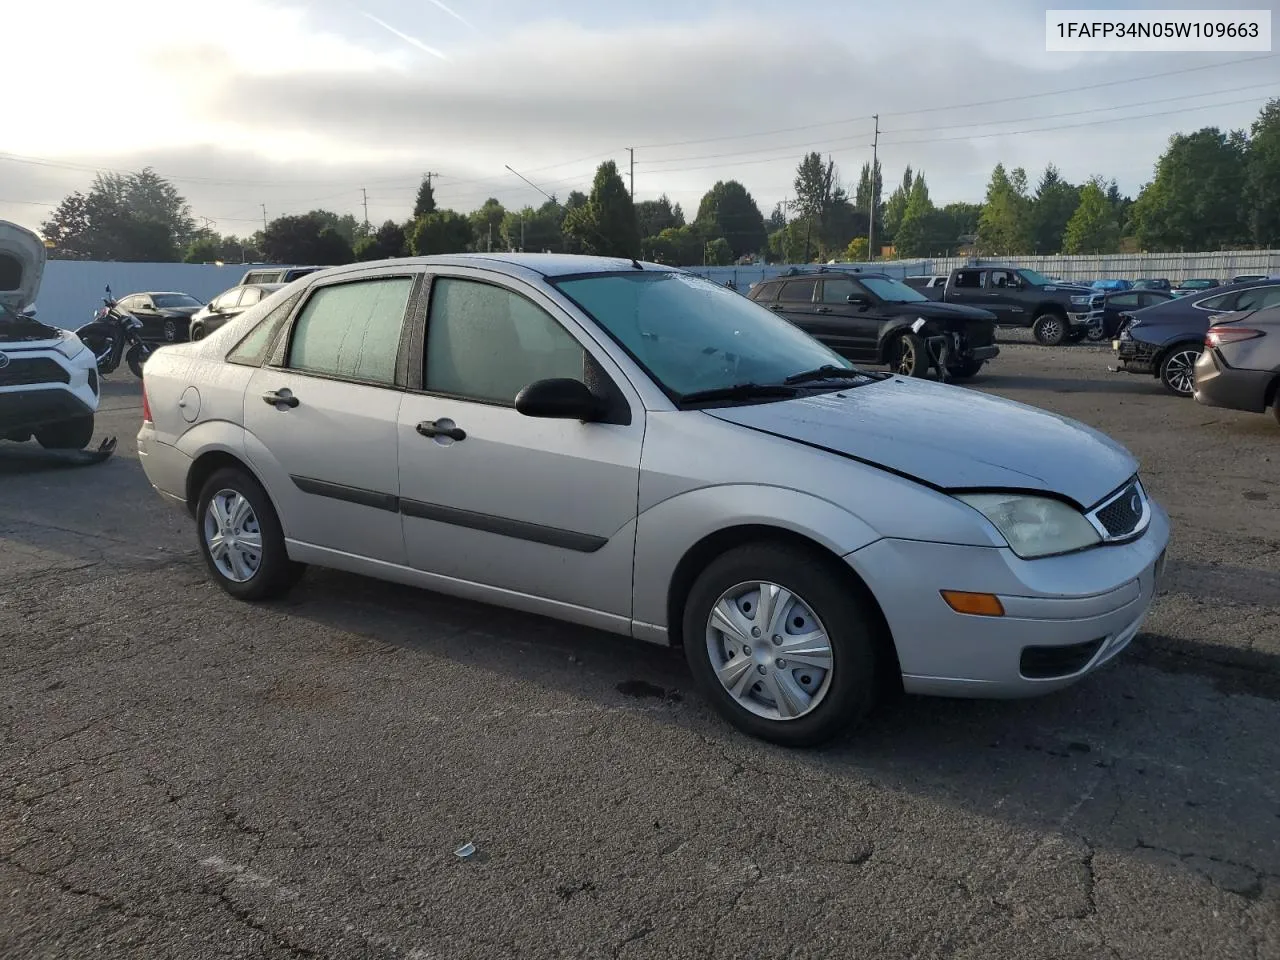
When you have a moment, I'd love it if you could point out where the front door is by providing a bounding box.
[983,269,1024,325]
[242,272,419,565]
[772,278,821,334]
[815,276,878,362]
[397,274,644,619]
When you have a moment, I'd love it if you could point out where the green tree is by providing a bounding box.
[410,210,473,255]
[41,168,194,261]
[934,202,983,253]
[695,180,766,260]
[260,213,354,264]
[855,159,884,235]
[893,173,939,258]
[792,152,843,261]
[469,198,506,251]
[845,236,869,261]
[1131,127,1249,251]
[1245,98,1280,247]
[413,175,438,219]
[704,237,733,266]
[882,165,914,240]
[642,225,704,265]
[501,202,563,252]
[561,161,639,258]
[977,163,1032,254]
[308,209,363,244]
[1064,177,1121,254]
[354,219,408,261]
[766,202,787,233]
[184,235,224,263]
[636,194,685,237]
[1029,164,1079,254]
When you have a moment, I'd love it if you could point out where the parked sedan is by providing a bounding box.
[1132,279,1172,292]
[115,291,205,343]
[137,254,1168,747]
[1113,279,1280,396]
[1171,278,1220,298]
[1096,288,1175,340]
[1193,303,1280,426]
[188,283,285,340]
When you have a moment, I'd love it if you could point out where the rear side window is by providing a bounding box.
[953,270,984,289]
[286,277,413,384]
[227,292,301,367]
[1235,286,1280,311]
[1197,291,1237,311]
[779,279,816,302]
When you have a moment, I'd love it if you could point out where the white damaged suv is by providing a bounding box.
[0,221,101,449]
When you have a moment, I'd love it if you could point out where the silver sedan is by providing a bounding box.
[137,254,1169,746]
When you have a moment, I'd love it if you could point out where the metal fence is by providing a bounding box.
[681,249,1280,289]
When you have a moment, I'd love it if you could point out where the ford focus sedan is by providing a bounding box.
[137,254,1169,746]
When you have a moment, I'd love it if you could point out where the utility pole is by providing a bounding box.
[261,204,268,232]
[627,147,634,199]
[361,188,370,232]
[867,114,879,262]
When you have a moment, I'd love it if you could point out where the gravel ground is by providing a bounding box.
[2,341,1278,960]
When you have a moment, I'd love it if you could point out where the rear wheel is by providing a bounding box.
[682,542,881,747]
[1032,312,1068,346]
[35,415,94,450]
[1159,345,1201,397]
[890,333,930,377]
[126,343,152,379]
[947,359,985,381]
[196,467,304,601]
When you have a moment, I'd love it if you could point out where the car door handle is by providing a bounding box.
[416,419,466,441]
[815,306,833,314]
[770,304,785,311]
[262,389,299,408]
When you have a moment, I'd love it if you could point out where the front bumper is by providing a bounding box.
[1111,329,1158,373]
[969,345,1000,362]
[1192,348,1272,414]
[845,501,1170,697]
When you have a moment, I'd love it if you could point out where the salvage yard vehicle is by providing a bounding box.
[189,283,286,341]
[1193,302,1280,426]
[0,221,102,450]
[923,265,1103,345]
[76,286,155,379]
[747,267,999,379]
[1171,278,1220,297]
[238,265,322,286]
[1113,278,1280,396]
[137,253,1170,747]
[112,291,204,343]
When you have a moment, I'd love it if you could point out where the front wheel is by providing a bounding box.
[35,415,94,450]
[196,467,305,601]
[682,543,881,747]
[1159,345,1201,397]
[189,324,206,342]
[890,332,930,377]
[126,342,152,379]
[1032,313,1068,346]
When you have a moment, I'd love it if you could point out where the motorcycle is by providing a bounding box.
[74,285,154,379]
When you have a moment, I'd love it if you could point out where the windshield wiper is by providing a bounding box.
[783,364,869,385]
[679,382,799,406]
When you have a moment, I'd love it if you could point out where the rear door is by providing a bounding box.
[946,269,986,311]
[242,269,422,565]
[772,278,820,333]
[1105,291,1141,336]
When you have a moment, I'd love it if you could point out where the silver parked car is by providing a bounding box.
[137,254,1170,746]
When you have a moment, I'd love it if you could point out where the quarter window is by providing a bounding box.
[425,278,584,405]
[286,277,413,384]
[1235,286,1280,311]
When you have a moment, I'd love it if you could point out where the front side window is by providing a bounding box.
[1109,293,1140,308]
[989,270,1016,289]
[1018,268,1052,286]
[553,271,849,399]
[860,277,927,302]
[425,277,585,405]
[780,279,816,302]
[153,293,202,309]
[239,287,264,307]
[821,278,857,303]
[286,277,413,384]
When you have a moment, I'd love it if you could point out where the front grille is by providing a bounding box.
[1020,638,1105,679]
[0,356,71,387]
[1094,481,1144,538]
[966,321,995,347]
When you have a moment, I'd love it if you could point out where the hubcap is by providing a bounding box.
[1166,350,1198,395]
[164,320,177,342]
[1039,318,1061,342]
[705,581,834,721]
[203,489,264,583]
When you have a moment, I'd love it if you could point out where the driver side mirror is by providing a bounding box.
[514,378,603,421]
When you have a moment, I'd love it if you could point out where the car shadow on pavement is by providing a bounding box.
[976,373,1168,396]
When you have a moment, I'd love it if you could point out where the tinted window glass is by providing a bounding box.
[779,279,816,302]
[821,278,857,303]
[954,270,983,289]
[752,281,781,301]
[1198,292,1237,311]
[1109,293,1140,308]
[287,277,412,384]
[989,269,1016,289]
[1236,286,1280,311]
[215,290,244,310]
[425,278,584,405]
[227,293,301,367]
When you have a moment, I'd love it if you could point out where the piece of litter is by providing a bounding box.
[454,842,476,859]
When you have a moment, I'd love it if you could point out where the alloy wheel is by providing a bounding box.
[1037,318,1062,343]
[1164,349,1199,395]
[895,339,916,375]
[704,581,834,721]
[203,489,264,583]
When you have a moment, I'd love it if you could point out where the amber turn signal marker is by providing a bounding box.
[940,591,1005,617]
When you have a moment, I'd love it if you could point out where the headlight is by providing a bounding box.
[956,493,1100,559]
[1070,295,1092,306]
[54,335,86,361]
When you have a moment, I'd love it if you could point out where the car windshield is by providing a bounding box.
[553,271,854,399]
[1017,268,1052,286]
[860,276,926,302]
[1181,280,1215,288]
[152,293,202,308]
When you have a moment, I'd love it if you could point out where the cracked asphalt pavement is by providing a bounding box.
[2,341,1278,959]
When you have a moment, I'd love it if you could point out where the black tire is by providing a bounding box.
[1066,329,1086,343]
[1159,344,1201,397]
[195,467,304,601]
[35,415,94,450]
[126,343,152,379]
[189,324,206,341]
[163,319,178,342]
[682,542,882,747]
[1084,324,1107,342]
[890,332,930,377]
[947,359,985,381]
[1032,312,1068,346]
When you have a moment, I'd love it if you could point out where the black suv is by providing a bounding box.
[748,267,999,379]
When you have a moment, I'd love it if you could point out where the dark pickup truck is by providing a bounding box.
[748,267,1000,379]
[904,266,1103,345]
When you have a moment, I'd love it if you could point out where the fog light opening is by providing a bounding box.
[941,591,1005,617]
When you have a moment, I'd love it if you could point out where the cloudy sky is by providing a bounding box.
[4,0,1277,236]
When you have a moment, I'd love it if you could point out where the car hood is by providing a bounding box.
[158,306,202,317]
[0,220,46,312]
[704,377,1137,509]
[891,300,996,321]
